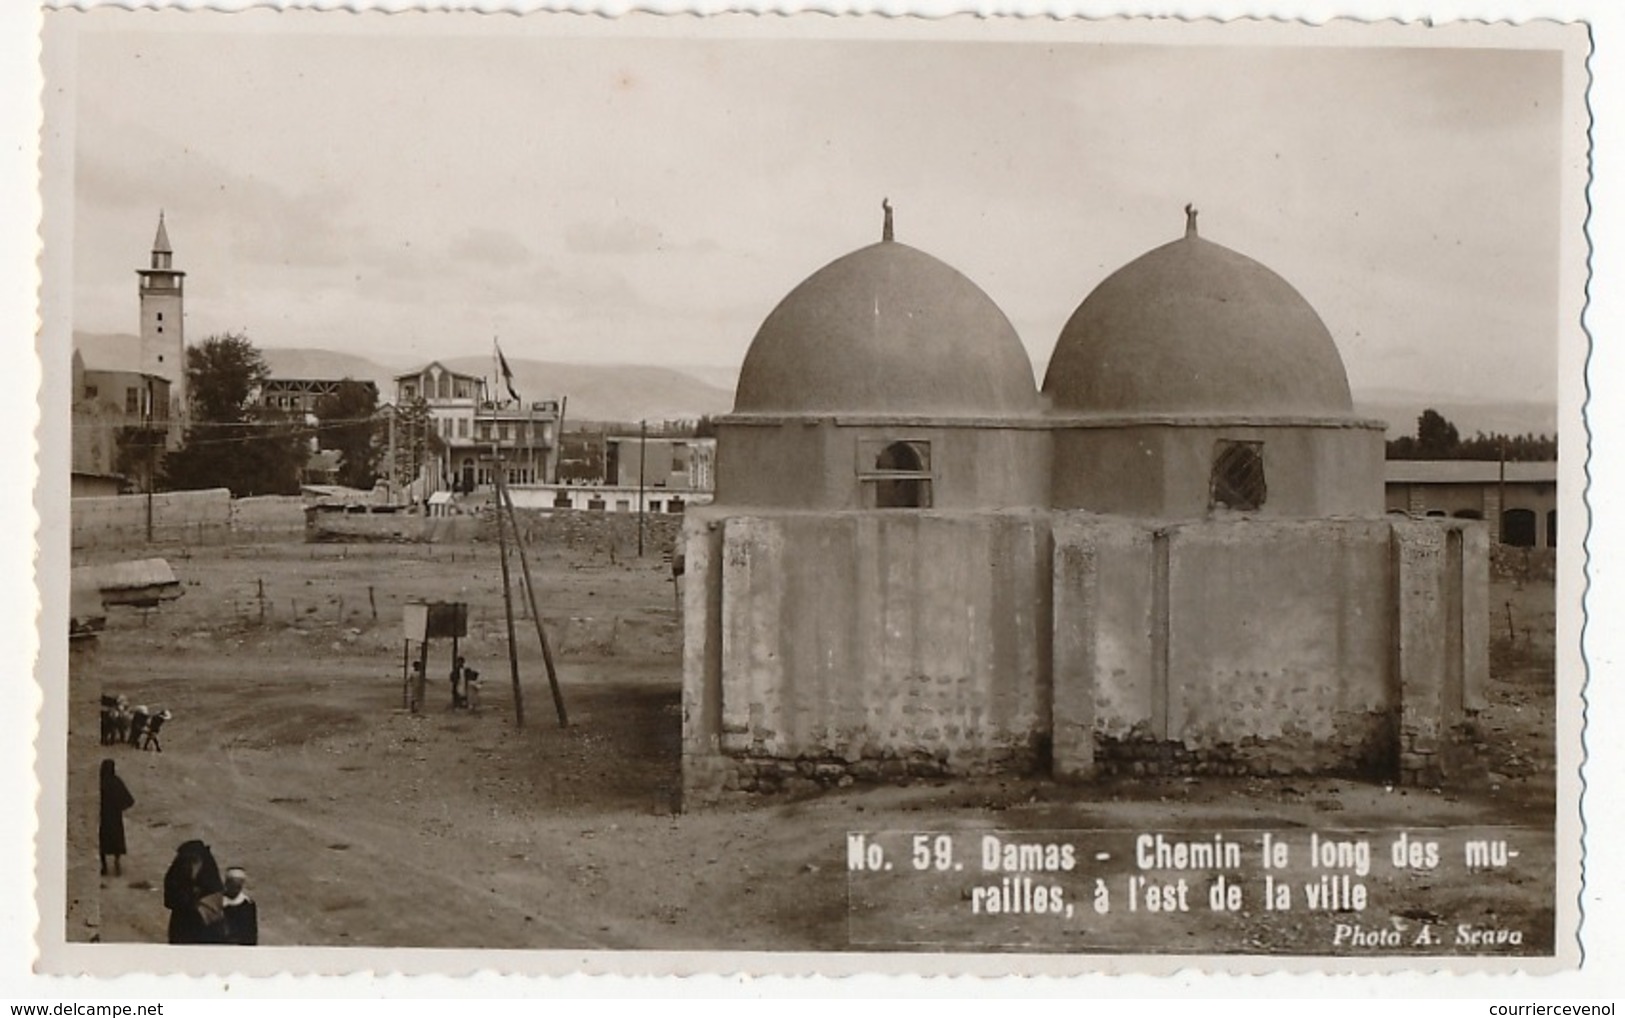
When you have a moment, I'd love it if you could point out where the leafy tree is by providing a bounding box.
[314,379,383,490]
[112,426,164,494]
[185,331,269,424]
[161,332,310,496]
[1387,407,1557,462]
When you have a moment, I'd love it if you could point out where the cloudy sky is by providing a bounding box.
[51,11,1576,403]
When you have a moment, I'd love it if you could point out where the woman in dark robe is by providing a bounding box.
[163,839,227,944]
[98,759,133,877]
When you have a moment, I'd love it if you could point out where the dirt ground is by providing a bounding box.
[64,535,1560,956]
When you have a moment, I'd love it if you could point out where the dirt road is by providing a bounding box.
[66,538,1560,956]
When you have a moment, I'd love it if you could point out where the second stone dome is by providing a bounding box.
[733,240,1039,416]
[1043,220,1356,417]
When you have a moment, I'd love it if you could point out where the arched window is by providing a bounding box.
[1502,508,1537,547]
[860,440,932,509]
[1210,441,1266,511]
[1547,509,1558,548]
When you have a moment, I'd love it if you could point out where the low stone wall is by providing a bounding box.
[303,504,685,554]
[501,509,685,557]
[232,496,306,539]
[306,507,430,543]
[720,747,1042,795]
[71,489,232,549]
[1490,545,1558,583]
[1093,722,1397,779]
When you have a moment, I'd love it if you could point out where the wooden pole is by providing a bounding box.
[500,478,568,727]
[637,419,647,558]
[552,396,568,485]
[1498,437,1508,545]
[144,381,155,544]
[493,444,525,728]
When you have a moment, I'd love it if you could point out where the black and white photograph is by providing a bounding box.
[20,1,1601,986]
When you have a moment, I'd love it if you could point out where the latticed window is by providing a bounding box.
[1210,440,1266,511]
[858,439,933,508]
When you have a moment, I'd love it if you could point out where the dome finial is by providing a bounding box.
[1184,203,1199,239]
[882,198,894,242]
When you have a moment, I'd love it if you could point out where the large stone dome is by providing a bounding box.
[1043,224,1355,417]
[733,240,1039,416]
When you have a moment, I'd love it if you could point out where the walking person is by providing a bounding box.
[163,839,227,944]
[409,659,427,713]
[221,866,259,946]
[98,759,133,877]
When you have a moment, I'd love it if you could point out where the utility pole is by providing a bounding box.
[552,396,568,485]
[637,418,647,558]
[144,379,155,544]
[499,478,568,727]
[386,404,397,502]
[492,440,525,728]
[1498,436,1508,545]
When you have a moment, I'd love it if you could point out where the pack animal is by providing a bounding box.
[99,695,130,746]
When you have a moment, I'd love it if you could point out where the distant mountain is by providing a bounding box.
[433,356,735,424]
[103,336,1555,438]
[1353,390,1559,440]
[258,347,400,400]
[72,331,143,373]
[670,364,744,393]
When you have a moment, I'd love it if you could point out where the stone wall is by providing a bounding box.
[1490,544,1558,583]
[1051,515,1487,785]
[303,505,685,555]
[232,496,307,539]
[684,508,1489,805]
[71,489,232,549]
[683,509,1053,802]
[74,491,316,548]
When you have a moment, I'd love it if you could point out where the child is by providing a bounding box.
[221,866,259,946]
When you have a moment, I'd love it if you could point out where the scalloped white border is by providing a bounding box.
[10,0,1616,997]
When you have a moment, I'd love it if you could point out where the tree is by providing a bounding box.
[1415,409,1461,459]
[1386,407,1557,462]
[313,380,383,490]
[185,331,269,424]
[161,332,310,496]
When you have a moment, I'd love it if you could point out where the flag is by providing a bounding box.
[495,340,521,403]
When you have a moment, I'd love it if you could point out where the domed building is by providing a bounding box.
[682,204,1486,805]
[719,204,1049,511]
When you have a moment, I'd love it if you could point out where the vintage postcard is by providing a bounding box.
[22,0,1601,991]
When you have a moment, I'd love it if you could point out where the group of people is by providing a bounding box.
[407,655,482,713]
[449,656,481,711]
[97,758,260,945]
[163,839,259,945]
[100,695,172,752]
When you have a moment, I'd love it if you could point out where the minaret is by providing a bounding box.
[137,212,186,431]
